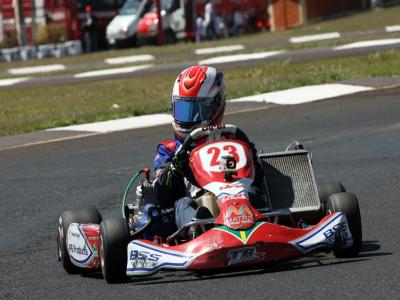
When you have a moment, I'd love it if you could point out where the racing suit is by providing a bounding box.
[152,138,195,229]
[152,137,266,230]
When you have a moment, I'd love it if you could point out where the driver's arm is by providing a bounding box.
[153,162,187,209]
[152,140,187,208]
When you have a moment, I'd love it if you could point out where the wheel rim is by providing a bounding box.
[57,217,64,260]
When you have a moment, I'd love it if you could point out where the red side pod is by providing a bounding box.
[81,224,101,269]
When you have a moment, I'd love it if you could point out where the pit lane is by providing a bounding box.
[0,87,399,298]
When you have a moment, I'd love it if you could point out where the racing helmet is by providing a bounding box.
[171,65,226,140]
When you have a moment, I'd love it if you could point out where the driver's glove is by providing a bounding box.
[164,153,189,188]
[171,150,190,178]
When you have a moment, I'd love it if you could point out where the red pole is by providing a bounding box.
[65,0,79,40]
[156,0,164,46]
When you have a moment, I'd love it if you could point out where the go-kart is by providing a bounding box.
[57,124,362,283]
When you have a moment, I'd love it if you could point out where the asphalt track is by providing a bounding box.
[1,87,400,298]
[2,42,400,90]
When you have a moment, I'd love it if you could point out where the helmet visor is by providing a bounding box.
[172,97,218,124]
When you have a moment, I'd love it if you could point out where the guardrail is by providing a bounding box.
[0,40,82,63]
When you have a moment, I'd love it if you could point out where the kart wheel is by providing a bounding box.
[317,182,346,204]
[57,208,102,274]
[326,192,362,258]
[100,218,130,283]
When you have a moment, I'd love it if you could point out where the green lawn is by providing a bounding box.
[1,31,399,80]
[1,49,400,137]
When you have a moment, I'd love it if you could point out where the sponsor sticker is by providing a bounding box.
[291,213,353,252]
[323,220,352,244]
[126,241,196,275]
[129,250,161,269]
[219,182,244,191]
[67,223,93,266]
[227,247,265,265]
[218,193,247,203]
[225,204,254,228]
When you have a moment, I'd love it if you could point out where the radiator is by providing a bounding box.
[259,150,321,214]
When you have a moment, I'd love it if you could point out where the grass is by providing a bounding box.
[1,31,399,80]
[1,4,400,73]
[1,49,400,137]
[224,50,400,98]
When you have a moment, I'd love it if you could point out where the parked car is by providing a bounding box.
[106,0,151,47]
[136,0,185,45]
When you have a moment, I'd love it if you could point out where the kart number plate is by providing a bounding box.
[198,141,247,173]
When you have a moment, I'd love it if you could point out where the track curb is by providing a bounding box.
[1,78,400,151]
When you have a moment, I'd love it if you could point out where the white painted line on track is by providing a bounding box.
[8,64,66,75]
[74,64,153,78]
[47,113,172,133]
[386,25,400,32]
[334,38,400,50]
[105,54,155,65]
[195,45,245,55]
[230,84,373,105]
[46,84,373,134]
[0,77,30,87]
[198,51,284,65]
[289,32,341,44]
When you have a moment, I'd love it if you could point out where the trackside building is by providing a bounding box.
[268,0,370,31]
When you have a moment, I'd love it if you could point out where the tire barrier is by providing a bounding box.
[0,40,82,62]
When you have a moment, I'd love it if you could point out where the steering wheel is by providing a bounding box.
[172,124,252,185]
[176,124,251,158]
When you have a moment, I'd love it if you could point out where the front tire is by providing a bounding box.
[100,218,130,283]
[57,208,102,274]
[326,192,362,257]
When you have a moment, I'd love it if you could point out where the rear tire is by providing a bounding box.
[317,182,346,204]
[100,218,130,283]
[57,208,102,274]
[326,192,362,257]
[317,182,346,217]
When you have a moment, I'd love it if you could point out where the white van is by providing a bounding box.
[106,0,150,47]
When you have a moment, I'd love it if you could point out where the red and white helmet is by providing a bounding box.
[171,65,226,140]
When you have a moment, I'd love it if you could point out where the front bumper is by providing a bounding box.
[126,212,353,276]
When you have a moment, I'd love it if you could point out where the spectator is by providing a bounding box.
[83,5,98,52]
[195,16,205,42]
[232,7,245,35]
[204,0,217,40]
[214,13,228,39]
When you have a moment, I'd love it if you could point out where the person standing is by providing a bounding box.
[204,0,217,40]
[195,16,205,42]
[233,7,245,35]
[83,5,98,52]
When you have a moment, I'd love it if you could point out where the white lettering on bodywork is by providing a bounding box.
[67,223,93,266]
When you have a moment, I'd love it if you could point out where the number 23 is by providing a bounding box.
[207,145,239,166]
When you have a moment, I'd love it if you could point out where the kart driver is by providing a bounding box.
[150,65,265,237]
